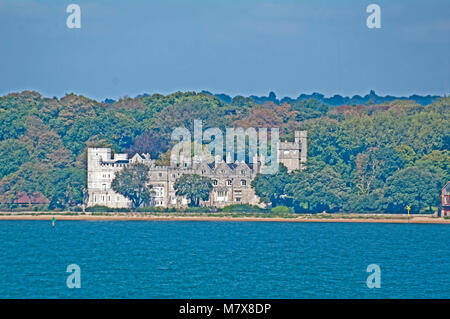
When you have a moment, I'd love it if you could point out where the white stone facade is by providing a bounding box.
[86,131,307,209]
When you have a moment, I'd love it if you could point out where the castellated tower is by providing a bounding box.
[85,129,307,210]
[87,148,131,208]
[87,148,111,190]
[297,131,307,169]
[276,130,307,172]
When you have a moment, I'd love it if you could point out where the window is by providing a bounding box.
[102,184,106,191]
[241,179,247,186]
[213,180,218,186]
[227,180,232,186]
[241,170,246,175]
[159,172,162,177]
[236,198,241,202]
[217,191,228,200]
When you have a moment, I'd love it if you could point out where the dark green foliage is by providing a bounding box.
[251,164,290,204]
[111,163,152,210]
[271,205,292,213]
[0,140,29,178]
[291,99,329,121]
[222,204,265,213]
[174,174,213,207]
[254,98,449,213]
[45,167,86,209]
[354,147,405,194]
[0,90,448,212]
[385,167,441,213]
[286,166,350,213]
[85,205,130,213]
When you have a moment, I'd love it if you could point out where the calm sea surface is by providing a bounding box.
[0,221,448,298]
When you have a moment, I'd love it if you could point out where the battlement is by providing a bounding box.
[86,130,307,209]
[276,130,307,172]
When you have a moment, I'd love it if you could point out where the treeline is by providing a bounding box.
[199,90,441,106]
[0,90,448,212]
[253,99,449,213]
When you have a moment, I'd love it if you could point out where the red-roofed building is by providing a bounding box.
[441,182,450,217]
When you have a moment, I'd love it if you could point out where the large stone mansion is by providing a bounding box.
[87,131,307,209]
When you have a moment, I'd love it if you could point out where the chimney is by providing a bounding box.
[214,155,222,167]
[226,152,232,163]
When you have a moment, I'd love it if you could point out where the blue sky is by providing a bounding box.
[0,0,449,100]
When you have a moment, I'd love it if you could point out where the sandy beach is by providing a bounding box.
[0,212,448,224]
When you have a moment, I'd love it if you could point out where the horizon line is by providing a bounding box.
[1,89,447,103]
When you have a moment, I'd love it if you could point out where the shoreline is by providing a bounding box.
[0,212,448,224]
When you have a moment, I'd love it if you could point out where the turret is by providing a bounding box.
[297,131,307,169]
[276,130,307,172]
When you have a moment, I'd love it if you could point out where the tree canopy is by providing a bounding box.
[174,174,213,207]
[111,163,152,210]
[251,164,290,205]
[0,90,448,212]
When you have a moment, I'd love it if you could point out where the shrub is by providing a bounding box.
[85,205,110,212]
[85,205,129,212]
[136,206,176,213]
[222,204,266,213]
[182,206,213,213]
[271,205,292,214]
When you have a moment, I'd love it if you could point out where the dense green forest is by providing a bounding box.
[200,90,440,106]
[0,90,448,213]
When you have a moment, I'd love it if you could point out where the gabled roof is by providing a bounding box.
[131,153,143,161]
[214,162,233,175]
[235,161,251,170]
[234,161,252,174]
[197,161,213,174]
[444,181,450,194]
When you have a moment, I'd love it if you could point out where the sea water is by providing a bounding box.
[0,221,448,298]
